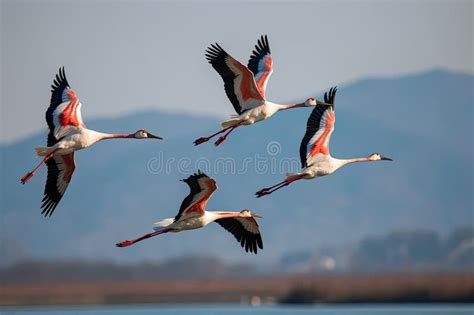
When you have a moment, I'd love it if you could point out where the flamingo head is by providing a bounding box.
[240,209,264,218]
[304,98,317,107]
[133,129,163,140]
[369,152,393,161]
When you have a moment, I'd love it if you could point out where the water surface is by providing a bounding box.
[1,304,473,315]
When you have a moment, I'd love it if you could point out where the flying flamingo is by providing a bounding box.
[116,171,264,254]
[256,87,393,197]
[21,67,163,216]
[194,35,331,147]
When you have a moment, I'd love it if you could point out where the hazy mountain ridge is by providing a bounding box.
[1,69,472,266]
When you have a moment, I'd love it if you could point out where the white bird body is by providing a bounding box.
[290,156,384,180]
[154,215,206,232]
[195,35,327,146]
[305,154,341,177]
[38,129,152,156]
[256,87,393,197]
[153,210,263,233]
[34,128,100,156]
[154,211,244,232]
[118,172,264,254]
[221,101,293,128]
[70,129,110,150]
[21,67,163,216]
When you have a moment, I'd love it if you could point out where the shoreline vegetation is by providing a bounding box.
[1,273,472,306]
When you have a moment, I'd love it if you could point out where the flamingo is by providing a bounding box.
[194,35,331,147]
[256,87,393,197]
[21,67,163,216]
[116,171,264,254]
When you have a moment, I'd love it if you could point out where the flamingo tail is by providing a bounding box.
[221,118,241,129]
[152,218,174,231]
[35,147,55,157]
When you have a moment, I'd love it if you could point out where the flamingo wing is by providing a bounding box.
[205,44,265,115]
[215,217,263,254]
[45,67,86,140]
[299,87,337,168]
[247,35,273,98]
[174,171,217,222]
[41,133,76,216]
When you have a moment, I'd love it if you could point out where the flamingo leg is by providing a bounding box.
[214,123,242,146]
[259,180,287,192]
[256,181,287,197]
[20,150,58,184]
[116,228,172,248]
[193,126,232,146]
[256,175,305,198]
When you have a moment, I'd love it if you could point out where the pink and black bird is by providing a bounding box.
[116,171,264,254]
[194,35,331,147]
[21,67,163,216]
[256,87,393,197]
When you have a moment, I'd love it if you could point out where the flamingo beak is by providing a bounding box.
[381,156,393,161]
[148,133,163,140]
[252,213,264,218]
[316,100,332,106]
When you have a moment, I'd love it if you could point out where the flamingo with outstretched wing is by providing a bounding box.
[21,67,163,216]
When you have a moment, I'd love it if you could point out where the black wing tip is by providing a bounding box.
[205,43,227,64]
[254,34,271,54]
[40,199,58,217]
[57,66,67,81]
[324,86,338,104]
[51,66,70,91]
[258,34,269,43]
[242,235,263,254]
[41,185,62,217]
[206,43,224,53]
[258,236,263,249]
[261,34,270,50]
[248,35,271,74]
[181,170,209,182]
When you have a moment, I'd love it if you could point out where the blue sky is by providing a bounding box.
[1,0,472,143]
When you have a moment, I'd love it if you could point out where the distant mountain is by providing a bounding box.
[348,225,474,272]
[1,69,472,266]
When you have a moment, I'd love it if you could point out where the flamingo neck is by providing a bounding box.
[337,157,372,168]
[97,132,134,140]
[348,157,372,163]
[210,211,242,220]
[277,102,306,111]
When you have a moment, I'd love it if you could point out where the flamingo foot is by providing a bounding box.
[21,172,35,185]
[256,188,272,198]
[214,136,227,146]
[193,137,210,146]
[116,240,134,248]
